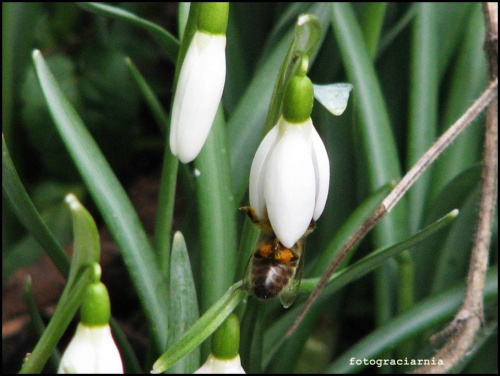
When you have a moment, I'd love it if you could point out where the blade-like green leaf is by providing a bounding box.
[195,107,238,314]
[31,49,169,352]
[2,134,70,278]
[360,2,387,59]
[64,194,99,288]
[324,266,498,373]
[407,3,439,233]
[77,2,179,63]
[168,232,200,374]
[152,281,246,374]
[19,263,97,374]
[23,276,61,372]
[429,4,486,201]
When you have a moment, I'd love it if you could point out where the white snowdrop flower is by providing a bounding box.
[194,354,245,374]
[169,3,228,163]
[249,73,330,248]
[194,314,244,374]
[58,323,124,374]
[58,280,123,374]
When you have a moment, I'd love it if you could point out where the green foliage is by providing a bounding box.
[3,2,496,374]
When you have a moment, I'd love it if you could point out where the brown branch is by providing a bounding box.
[286,77,498,338]
[412,2,498,373]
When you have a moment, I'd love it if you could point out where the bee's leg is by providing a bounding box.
[304,219,316,236]
[239,206,261,225]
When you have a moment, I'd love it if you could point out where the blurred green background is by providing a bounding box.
[2,2,497,374]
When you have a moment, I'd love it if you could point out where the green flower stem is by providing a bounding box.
[174,2,201,84]
[263,13,321,133]
[125,57,170,136]
[195,107,238,315]
[19,264,96,374]
[360,2,387,59]
[2,135,70,278]
[152,281,246,374]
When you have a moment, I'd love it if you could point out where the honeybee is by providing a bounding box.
[241,206,315,308]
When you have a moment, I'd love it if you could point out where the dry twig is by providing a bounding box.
[413,2,498,373]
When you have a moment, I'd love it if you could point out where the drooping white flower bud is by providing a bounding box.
[58,323,124,374]
[170,3,228,163]
[194,354,245,374]
[249,116,330,248]
[58,281,123,374]
[249,71,330,248]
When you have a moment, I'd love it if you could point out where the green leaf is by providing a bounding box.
[23,276,61,372]
[31,49,169,352]
[125,57,169,136]
[360,3,387,59]
[2,135,70,278]
[407,3,439,233]
[77,2,179,63]
[152,281,246,374]
[429,4,486,201]
[413,165,481,299]
[324,266,498,373]
[19,263,97,374]
[63,194,100,289]
[195,107,238,314]
[168,232,200,374]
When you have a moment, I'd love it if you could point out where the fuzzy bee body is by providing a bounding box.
[242,206,313,308]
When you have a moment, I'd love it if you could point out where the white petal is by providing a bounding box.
[249,124,279,221]
[58,324,123,374]
[313,83,353,116]
[311,125,330,220]
[170,31,226,163]
[91,325,124,373]
[195,354,245,374]
[264,120,315,248]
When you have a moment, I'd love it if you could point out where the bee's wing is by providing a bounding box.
[279,248,305,309]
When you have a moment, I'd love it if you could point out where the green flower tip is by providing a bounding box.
[283,74,314,123]
[197,2,229,35]
[211,314,240,359]
[80,281,111,326]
